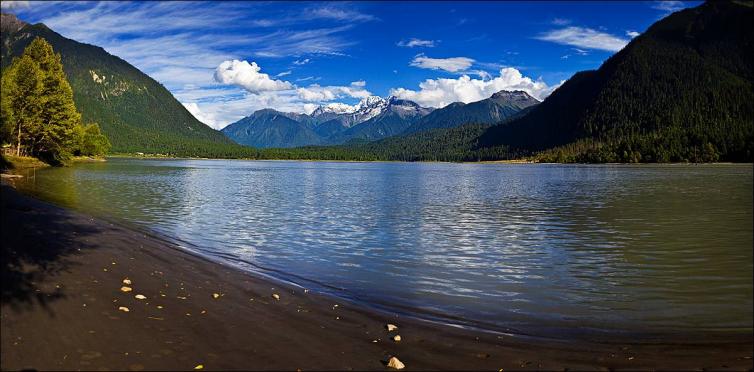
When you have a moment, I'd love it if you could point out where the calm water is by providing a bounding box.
[11,159,753,338]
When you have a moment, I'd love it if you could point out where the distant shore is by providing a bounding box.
[102,153,754,165]
[1,184,752,370]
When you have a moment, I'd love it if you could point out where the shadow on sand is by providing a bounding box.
[1,185,100,314]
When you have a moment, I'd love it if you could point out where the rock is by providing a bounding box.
[212,293,220,299]
[386,324,398,332]
[194,364,204,370]
[118,306,130,312]
[392,335,401,342]
[135,294,146,300]
[120,286,132,292]
[272,293,280,300]
[387,356,405,370]
[122,278,131,285]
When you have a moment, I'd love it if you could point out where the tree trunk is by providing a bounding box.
[16,121,21,157]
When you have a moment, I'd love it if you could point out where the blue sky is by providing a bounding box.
[3,1,699,129]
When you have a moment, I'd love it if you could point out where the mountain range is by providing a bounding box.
[222,91,538,148]
[1,13,252,157]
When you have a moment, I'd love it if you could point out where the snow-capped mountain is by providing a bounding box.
[222,90,537,148]
[311,96,388,127]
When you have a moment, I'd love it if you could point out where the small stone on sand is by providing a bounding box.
[212,293,220,299]
[118,306,129,312]
[272,293,280,300]
[386,324,398,332]
[120,286,132,292]
[135,294,146,300]
[387,356,405,370]
[392,335,401,342]
[194,364,204,370]
[122,278,131,285]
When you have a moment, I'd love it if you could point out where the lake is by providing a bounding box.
[11,159,753,340]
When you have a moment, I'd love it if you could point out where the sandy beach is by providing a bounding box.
[1,183,752,371]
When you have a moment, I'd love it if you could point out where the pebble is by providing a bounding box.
[392,335,401,342]
[135,294,146,300]
[212,293,220,299]
[118,306,130,312]
[120,286,132,292]
[194,364,204,370]
[386,324,398,332]
[272,293,280,300]
[387,356,405,370]
[122,278,132,285]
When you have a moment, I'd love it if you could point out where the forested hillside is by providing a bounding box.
[1,13,254,157]
[478,0,754,162]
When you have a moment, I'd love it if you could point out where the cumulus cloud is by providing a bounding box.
[626,30,640,38]
[390,67,562,108]
[182,102,219,128]
[397,38,437,48]
[214,59,293,93]
[296,83,371,102]
[536,27,629,52]
[410,54,475,72]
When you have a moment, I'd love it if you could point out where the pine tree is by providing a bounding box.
[24,37,81,163]
[3,55,43,157]
[1,37,89,164]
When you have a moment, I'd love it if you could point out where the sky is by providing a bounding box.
[2,0,700,129]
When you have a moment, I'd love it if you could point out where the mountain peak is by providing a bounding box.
[354,95,387,110]
[490,90,535,100]
[489,90,540,104]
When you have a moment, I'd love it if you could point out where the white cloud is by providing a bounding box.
[350,80,366,87]
[32,2,364,91]
[182,102,219,128]
[0,1,29,9]
[307,5,378,22]
[293,58,311,65]
[397,38,437,48]
[651,1,686,13]
[296,83,371,102]
[626,30,640,38]
[275,70,292,77]
[551,18,571,26]
[214,59,293,93]
[390,67,563,108]
[535,26,629,52]
[410,54,475,73]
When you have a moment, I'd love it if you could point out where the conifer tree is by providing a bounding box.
[3,55,43,157]
[24,37,81,163]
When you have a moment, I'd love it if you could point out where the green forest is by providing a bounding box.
[1,37,110,165]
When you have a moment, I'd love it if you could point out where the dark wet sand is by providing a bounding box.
[1,184,752,371]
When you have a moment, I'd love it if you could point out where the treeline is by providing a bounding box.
[1,37,109,165]
[253,124,515,162]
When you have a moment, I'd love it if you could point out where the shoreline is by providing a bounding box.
[106,154,753,166]
[2,184,752,370]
